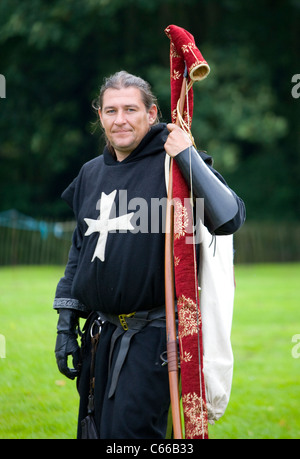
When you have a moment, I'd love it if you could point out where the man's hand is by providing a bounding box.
[55,309,80,380]
[164,123,193,158]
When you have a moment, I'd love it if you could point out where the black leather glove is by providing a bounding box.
[55,308,80,380]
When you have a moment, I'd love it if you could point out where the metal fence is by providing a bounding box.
[0,210,74,265]
[0,210,299,265]
[233,221,300,264]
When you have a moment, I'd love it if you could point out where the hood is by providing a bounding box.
[103,123,169,166]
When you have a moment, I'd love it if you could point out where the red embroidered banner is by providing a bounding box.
[165,25,210,439]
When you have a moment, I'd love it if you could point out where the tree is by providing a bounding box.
[0,0,299,220]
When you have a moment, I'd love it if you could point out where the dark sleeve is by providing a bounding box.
[53,175,90,316]
[53,226,89,316]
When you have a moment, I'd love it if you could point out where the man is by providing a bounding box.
[54,71,245,439]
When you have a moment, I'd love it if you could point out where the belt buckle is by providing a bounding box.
[118,312,136,331]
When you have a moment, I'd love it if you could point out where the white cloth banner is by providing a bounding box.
[199,223,235,422]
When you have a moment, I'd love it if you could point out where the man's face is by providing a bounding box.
[98,87,157,161]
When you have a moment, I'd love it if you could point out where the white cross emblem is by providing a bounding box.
[84,190,134,262]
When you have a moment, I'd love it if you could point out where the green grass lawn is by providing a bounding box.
[0,264,299,439]
[209,263,300,439]
[0,266,78,439]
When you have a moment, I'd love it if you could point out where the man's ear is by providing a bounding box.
[148,104,158,125]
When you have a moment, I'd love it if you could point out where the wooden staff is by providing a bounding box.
[164,72,188,439]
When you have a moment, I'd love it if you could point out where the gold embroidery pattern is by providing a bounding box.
[171,108,177,123]
[174,256,180,267]
[181,350,192,363]
[177,295,200,337]
[172,69,181,80]
[170,41,181,59]
[182,392,208,439]
[174,200,189,240]
[182,42,198,61]
[164,27,171,38]
[189,60,207,73]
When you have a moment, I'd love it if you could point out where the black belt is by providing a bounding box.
[95,306,166,398]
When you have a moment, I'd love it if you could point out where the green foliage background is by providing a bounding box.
[0,0,299,220]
